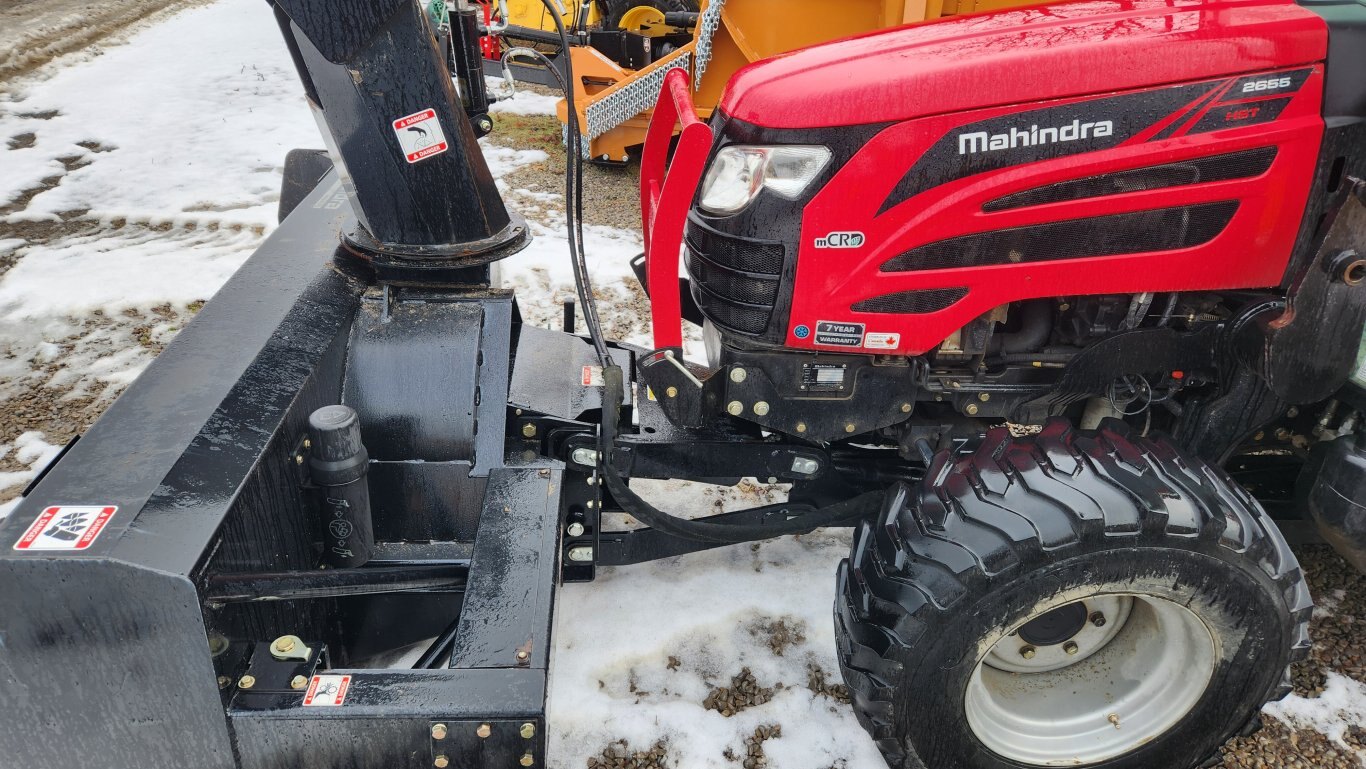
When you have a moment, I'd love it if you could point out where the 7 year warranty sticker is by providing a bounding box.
[392,108,448,164]
[14,506,117,551]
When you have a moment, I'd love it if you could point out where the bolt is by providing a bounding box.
[727,401,744,416]
[290,675,308,690]
[666,386,678,398]
[570,447,598,466]
[1020,646,1036,660]
[295,455,304,465]
[845,423,856,433]
[476,723,492,739]
[753,401,770,416]
[431,723,448,740]
[516,650,531,662]
[965,403,980,416]
[1064,641,1080,656]
[978,392,991,402]
[238,675,256,689]
[273,636,296,653]
[1253,431,1265,441]
[217,676,231,689]
[1287,407,1300,418]
[521,723,536,739]
[567,522,585,537]
[730,368,747,383]
[1108,713,1121,729]
[1275,428,1291,441]
[795,422,807,433]
[1090,611,1106,628]
[900,403,912,413]
[434,756,450,768]
[520,754,535,767]
[950,380,962,389]
[303,438,312,449]
[523,423,537,438]
[568,546,594,562]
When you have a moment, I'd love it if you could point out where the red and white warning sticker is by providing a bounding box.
[13,506,117,551]
[864,332,901,350]
[581,365,604,387]
[392,108,449,164]
[302,674,352,707]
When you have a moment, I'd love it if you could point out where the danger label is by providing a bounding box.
[302,675,352,707]
[14,506,117,551]
[581,365,604,387]
[392,108,449,164]
[815,321,864,347]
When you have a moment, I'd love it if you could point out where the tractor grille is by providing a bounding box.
[881,201,1240,272]
[984,147,1278,212]
[685,223,784,335]
[852,287,968,314]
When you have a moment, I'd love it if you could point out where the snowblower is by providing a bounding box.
[2,0,1366,767]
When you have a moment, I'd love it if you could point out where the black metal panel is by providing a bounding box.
[509,325,625,420]
[367,461,487,541]
[448,466,561,670]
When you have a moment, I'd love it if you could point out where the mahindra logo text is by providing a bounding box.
[958,118,1115,155]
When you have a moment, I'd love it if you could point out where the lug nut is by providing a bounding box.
[520,722,536,739]
[1019,646,1036,660]
[431,723,448,740]
[1064,641,1080,656]
[238,675,256,689]
[476,723,492,739]
[1090,611,1106,628]
[290,675,308,690]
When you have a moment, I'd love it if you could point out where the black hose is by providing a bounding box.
[599,367,881,543]
[988,300,1053,355]
[537,0,613,368]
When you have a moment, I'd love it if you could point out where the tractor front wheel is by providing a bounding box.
[835,419,1311,769]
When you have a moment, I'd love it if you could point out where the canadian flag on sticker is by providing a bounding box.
[392,108,449,164]
[13,506,117,551]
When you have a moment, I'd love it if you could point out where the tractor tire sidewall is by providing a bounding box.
[898,545,1291,769]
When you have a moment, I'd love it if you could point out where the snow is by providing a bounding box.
[0,431,64,521]
[488,84,562,117]
[1265,672,1366,754]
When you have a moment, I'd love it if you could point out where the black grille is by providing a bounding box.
[984,147,1277,212]
[881,201,1240,273]
[685,252,781,306]
[691,282,772,334]
[685,224,785,274]
[852,287,968,314]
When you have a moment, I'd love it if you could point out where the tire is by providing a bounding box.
[596,0,696,29]
[835,418,1312,769]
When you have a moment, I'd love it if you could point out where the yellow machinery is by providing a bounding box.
[555,0,1047,162]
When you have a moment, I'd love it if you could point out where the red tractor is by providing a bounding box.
[634,0,1366,765]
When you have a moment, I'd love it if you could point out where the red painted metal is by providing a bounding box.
[640,68,713,350]
[783,66,1325,355]
[720,0,1327,130]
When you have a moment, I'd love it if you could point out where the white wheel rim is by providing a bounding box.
[964,593,1218,766]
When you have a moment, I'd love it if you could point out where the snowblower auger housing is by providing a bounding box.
[2,0,1366,768]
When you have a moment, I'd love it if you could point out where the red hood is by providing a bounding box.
[718,0,1327,129]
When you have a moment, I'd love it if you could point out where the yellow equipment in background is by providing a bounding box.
[556,0,1047,163]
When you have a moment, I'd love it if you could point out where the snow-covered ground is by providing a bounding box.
[1,2,1364,767]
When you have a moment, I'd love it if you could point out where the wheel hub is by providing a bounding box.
[1017,601,1088,647]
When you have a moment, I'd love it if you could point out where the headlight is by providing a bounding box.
[698,145,832,215]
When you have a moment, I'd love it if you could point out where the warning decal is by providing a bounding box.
[581,365,604,387]
[302,675,352,707]
[392,108,449,164]
[14,506,117,551]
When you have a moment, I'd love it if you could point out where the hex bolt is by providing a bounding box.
[1064,641,1080,656]
[795,422,807,433]
[726,401,744,416]
[522,423,537,438]
[303,438,312,449]
[965,403,980,416]
[520,753,535,767]
[666,386,678,398]
[845,423,856,433]
[431,723,448,740]
[1019,646,1036,660]
[273,636,296,654]
[753,401,770,416]
[476,723,493,739]
[900,403,912,413]
[434,756,450,768]
[567,522,585,537]
[520,723,536,739]
[1090,612,1106,628]
[238,675,256,689]
[978,392,991,402]
[1275,428,1291,441]
[217,676,231,689]
[295,455,304,465]
[290,675,308,690]
[730,368,747,383]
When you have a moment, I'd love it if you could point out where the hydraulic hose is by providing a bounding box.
[599,367,881,543]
